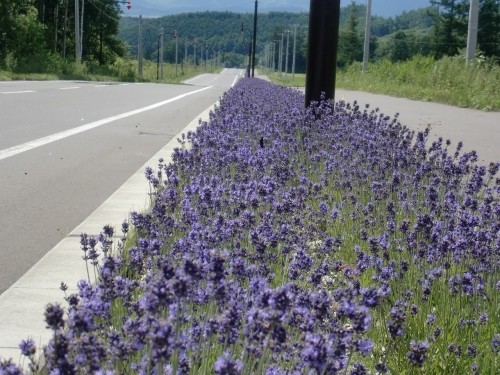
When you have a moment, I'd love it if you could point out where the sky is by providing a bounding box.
[125,0,433,18]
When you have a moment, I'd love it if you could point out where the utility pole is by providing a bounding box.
[362,0,372,73]
[74,0,80,61]
[285,30,290,77]
[63,0,68,58]
[54,3,59,53]
[80,0,85,58]
[252,0,258,77]
[160,27,164,79]
[281,33,285,76]
[292,25,298,80]
[466,0,480,64]
[138,15,143,79]
[271,40,276,71]
[193,39,197,65]
[174,29,178,77]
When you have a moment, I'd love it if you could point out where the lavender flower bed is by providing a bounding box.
[2,79,499,374]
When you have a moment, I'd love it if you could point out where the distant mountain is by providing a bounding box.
[123,0,432,18]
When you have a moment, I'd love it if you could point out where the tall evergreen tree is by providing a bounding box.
[478,0,500,58]
[338,1,363,67]
[430,0,500,59]
[430,0,469,57]
[80,0,126,64]
[390,31,410,62]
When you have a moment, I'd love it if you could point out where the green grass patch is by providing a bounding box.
[264,54,500,111]
[0,57,221,84]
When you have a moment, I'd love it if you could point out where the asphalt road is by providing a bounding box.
[0,69,243,294]
[334,89,500,165]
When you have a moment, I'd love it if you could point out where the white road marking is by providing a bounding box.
[59,87,80,90]
[231,74,240,87]
[1,91,36,94]
[207,76,219,84]
[183,74,208,84]
[0,86,213,161]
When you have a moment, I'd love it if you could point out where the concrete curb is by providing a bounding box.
[0,101,219,364]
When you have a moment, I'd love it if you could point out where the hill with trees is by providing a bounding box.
[117,6,436,71]
[118,1,499,72]
[1,1,499,77]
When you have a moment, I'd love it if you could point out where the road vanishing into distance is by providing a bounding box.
[2,70,499,296]
[0,68,243,294]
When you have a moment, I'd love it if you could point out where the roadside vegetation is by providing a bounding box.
[0,1,499,373]
[265,52,500,111]
[0,56,218,84]
[2,78,498,374]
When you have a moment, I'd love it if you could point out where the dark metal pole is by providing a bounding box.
[251,0,258,77]
[247,41,252,77]
[305,0,341,107]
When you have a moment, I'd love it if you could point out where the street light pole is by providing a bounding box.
[251,0,258,77]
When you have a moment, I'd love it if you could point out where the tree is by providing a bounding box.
[478,0,500,58]
[338,1,363,67]
[429,0,500,59]
[0,0,48,71]
[430,0,470,57]
[81,0,127,64]
[390,31,410,62]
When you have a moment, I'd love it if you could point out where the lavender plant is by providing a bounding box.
[2,79,498,374]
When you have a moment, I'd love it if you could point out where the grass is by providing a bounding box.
[5,52,499,111]
[264,53,500,111]
[9,79,496,374]
[0,57,221,84]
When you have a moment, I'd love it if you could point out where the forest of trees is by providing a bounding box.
[1,1,499,74]
[118,0,500,72]
[0,0,127,72]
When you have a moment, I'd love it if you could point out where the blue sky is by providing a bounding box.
[127,0,432,18]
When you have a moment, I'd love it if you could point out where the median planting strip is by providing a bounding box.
[0,78,498,373]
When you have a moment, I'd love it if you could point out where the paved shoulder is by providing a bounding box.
[336,90,500,165]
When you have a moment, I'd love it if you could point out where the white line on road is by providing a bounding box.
[207,76,219,84]
[1,91,36,94]
[0,86,213,161]
[59,87,81,90]
[231,74,240,88]
[183,74,208,84]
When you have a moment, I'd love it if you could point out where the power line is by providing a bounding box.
[86,0,121,23]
